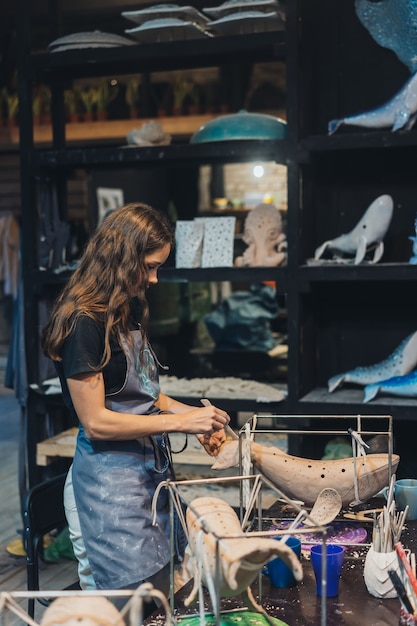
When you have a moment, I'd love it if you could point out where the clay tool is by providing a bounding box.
[395,541,417,602]
[200,398,238,440]
[388,569,415,615]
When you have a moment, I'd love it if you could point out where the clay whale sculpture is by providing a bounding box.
[364,369,417,403]
[314,194,393,265]
[328,71,417,134]
[328,331,417,393]
[355,0,417,75]
[184,496,303,619]
[212,440,399,508]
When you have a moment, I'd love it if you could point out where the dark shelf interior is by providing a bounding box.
[34,139,288,169]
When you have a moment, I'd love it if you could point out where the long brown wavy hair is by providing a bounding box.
[42,203,174,368]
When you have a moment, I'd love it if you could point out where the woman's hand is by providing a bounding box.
[197,429,227,456]
[180,405,230,436]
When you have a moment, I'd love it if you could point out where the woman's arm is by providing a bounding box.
[67,372,230,441]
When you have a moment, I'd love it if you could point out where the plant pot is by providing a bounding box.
[97,110,107,121]
[83,112,94,122]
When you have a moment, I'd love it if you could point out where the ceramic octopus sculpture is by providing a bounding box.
[235,203,287,267]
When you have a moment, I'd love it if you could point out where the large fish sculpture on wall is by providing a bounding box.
[184,496,303,620]
[211,438,399,508]
[329,0,417,134]
[364,369,417,402]
[328,330,417,393]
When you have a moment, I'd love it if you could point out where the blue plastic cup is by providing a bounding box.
[310,543,345,597]
[264,536,302,588]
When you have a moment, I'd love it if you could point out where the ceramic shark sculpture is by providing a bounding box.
[329,0,417,134]
[328,331,417,393]
[328,72,417,134]
[212,440,399,508]
[364,369,417,403]
[184,496,303,620]
[314,194,393,264]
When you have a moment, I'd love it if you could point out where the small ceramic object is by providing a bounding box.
[363,546,401,598]
[126,120,171,146]
[364,369,417,403]
[184,496,303,619]
[328,331,417,393]
[211,438,400,508]
[190,110,287,143]
[303,488,343,527]
[235,203,287,267]
[382,479,417,520]
[314,194,393,264]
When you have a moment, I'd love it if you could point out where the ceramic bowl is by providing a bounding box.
[190,110,287,143]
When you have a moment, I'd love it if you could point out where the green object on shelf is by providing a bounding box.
[190,110,287,143]
[177,611,289,626]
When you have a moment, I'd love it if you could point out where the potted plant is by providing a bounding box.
[2,88,19,127]
[79,86,98,121]
[64,88,81,123]
[185,80,200,115]
[32,87,43,125]
[173,77,194,116]
[125,77,140,119]
[96,80,119,121]
[40,86,51,125]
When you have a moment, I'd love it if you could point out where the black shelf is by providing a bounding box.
[298,263,417,286]
[31,266,288,292]
[298,387,417,422]
[166,394,288,415]
[30,31,286,80]
[34,139,288,170]
[300,130,417,155]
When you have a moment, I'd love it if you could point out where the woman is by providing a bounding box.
[42,203,230,595]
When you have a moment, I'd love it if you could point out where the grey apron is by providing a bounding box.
[72,330,173,590]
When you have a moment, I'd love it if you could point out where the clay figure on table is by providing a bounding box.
[235,203,287,267]
[42,203,231,604]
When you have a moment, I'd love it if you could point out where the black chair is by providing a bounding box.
[22,473,79,618]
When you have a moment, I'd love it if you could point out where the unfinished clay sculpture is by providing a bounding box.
[184,496,302,620]
[212,440,399,508]
[314,194,393,264]
[235,203,287,267]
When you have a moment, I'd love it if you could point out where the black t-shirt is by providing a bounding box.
[55,315,127,415]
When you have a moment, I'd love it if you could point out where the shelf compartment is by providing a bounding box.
[298,263,417,287]
[300,131,417,154]
[0,115,230,147]
[30,32,286,80]
[34,138,288,168]
[299,387,417,422]
[31,266,288,294]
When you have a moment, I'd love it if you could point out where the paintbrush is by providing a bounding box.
[388,569,415,615]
